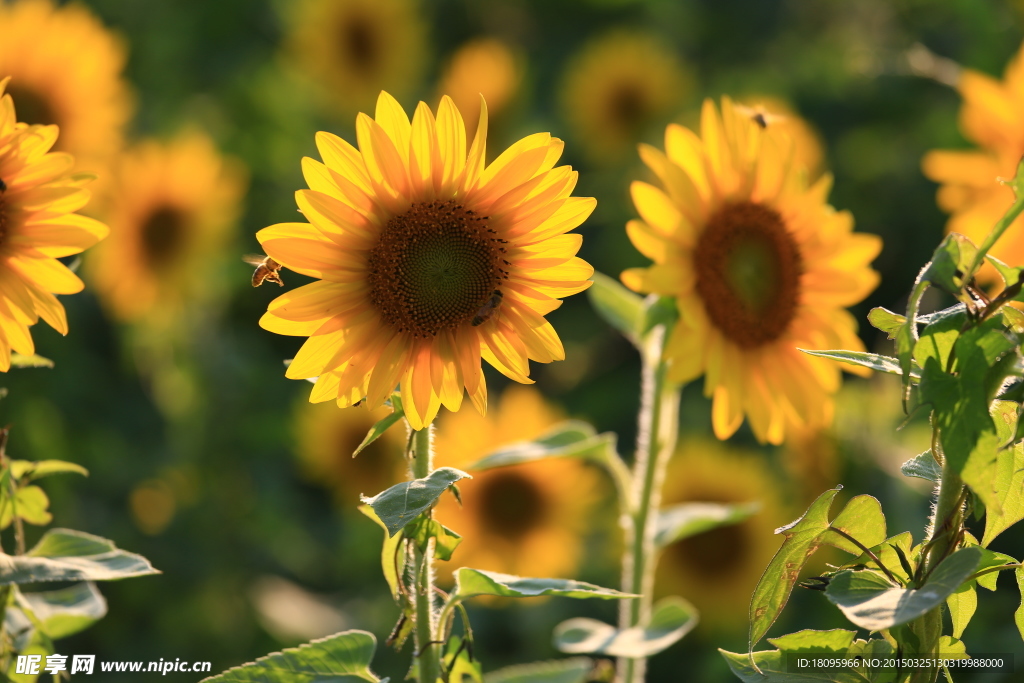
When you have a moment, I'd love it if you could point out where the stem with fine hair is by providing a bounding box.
[920,452,965,582]
[409,424,442,683]
[617,325,681,683]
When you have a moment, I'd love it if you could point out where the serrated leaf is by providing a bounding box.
[587,272,645,343]
[799,349,911,377]
[971,402,1024,546]
[483,658,593,683]
[868,307,905,340]
[946,582,976,639]
[553,595,696,657]
[825,547,982,630]
[451,568,636,602]
[0,528,159,584]
[900,452,941,483]
[654,502,758,548]
[8,460,88,481]
[823,495,887,557]
[199,630,385,683]
[748,487,841,651]
[9,353,53,369]
[353,406,404,457]
[361,467,470,537]
[358,505,405,601]
[16,582,107,639]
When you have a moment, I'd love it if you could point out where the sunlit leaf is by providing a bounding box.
[946,582,976,639]
[654,502,758,548]
[404,516,461,562]
[199,630,386,683]
[483,658,593,683]
[722,629,894,683]
[823,495,887,557]
[358,506,405,601]
[353,402,404,457]
[8,460,88,481]
[9,353,53,369]
[867,307,904,340]
[445,636,482,683]
[361,467,470,537]
[0,485,51,528]
[1015,566,1024,643]
[0,528,159,584]
[900,452,941,483]
[824,547,982,630]
[799,349,911,377]
[921,233,977,297]
[16,582,107,639]
[451,568,636,602]
[553,596,696,657]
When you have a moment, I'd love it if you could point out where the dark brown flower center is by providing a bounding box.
[607,80,647,131]
[340,13,378,71]
[5,84,59,129]
[665,522,750,582]
[476,470,546,540]
[368,200,507,338]
[140,206,188,271]
[693,201,802,348]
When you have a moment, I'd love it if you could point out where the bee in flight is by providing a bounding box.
[243,253,284,287]
[471,289,503,326]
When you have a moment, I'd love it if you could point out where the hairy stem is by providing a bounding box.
[410,424,442,683]
[617,326,681,683]
[922,451,964,582]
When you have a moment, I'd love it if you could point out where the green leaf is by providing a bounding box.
[404,516,461,562]
[921,233,977,297]
[0,528,159,584]
[946,582,976,639]
[451,568,636,602]
[722,630,894,683]
[898,279,930,408]
[969,401,1024,546]
[587,272,645,343]
[553,596,696,657]
[639,295,678,336]
[900,452,941,483]
[9,353,53,369]
[824,547,982,630]
[1014,566,1024,643]
[483,658,593,683]
[654,502,758,548]
[748,487,841,651]
[8,460,88,481]
[358,505,405,601]
[846,533,917,586]
[353,405,404,458]
[445,636,482,683]
[985,254,1023,288]
[16,582,107,639]
[799,349,912,378]
[963,538,1016,590]
[913,309,967,372]
[0,485,52,528]
[199,630,385,683]
[868,307,905,340]
[823,495,887,557]
[361,467,470,537]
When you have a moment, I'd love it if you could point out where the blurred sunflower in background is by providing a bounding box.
[87,131,247,327]
[0,78,108,370]
[923,41,1024,271]
[432,386,602,581]
[623,98,881,444]
[0,0,131,177]
[559,30,690,163]
[259,92,594,429]
[293,401,407,505]
[437,38,521,137]
[655,439,787,634]
[285,0,426,116]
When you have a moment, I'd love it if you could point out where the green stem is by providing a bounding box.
[617,326,681,683]
[965,180,1024,282]
[410,424,442,683]
[922,453,964,581]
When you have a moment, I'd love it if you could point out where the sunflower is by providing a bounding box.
[259,91,595,429]
[293,401,407,504]
[737,97,824,180]
[559,31,690,163]
[0,78,108,370]
[437,38,521,136]
[623,97,881,444]
[285,0,426,116]
[86,132,247,325]
[923,42,1024,270]
[0,0,130,174]
[655,439,788,633]
[432,386,602,580]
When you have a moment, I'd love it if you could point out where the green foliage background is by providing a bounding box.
[4,0,1024,680]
